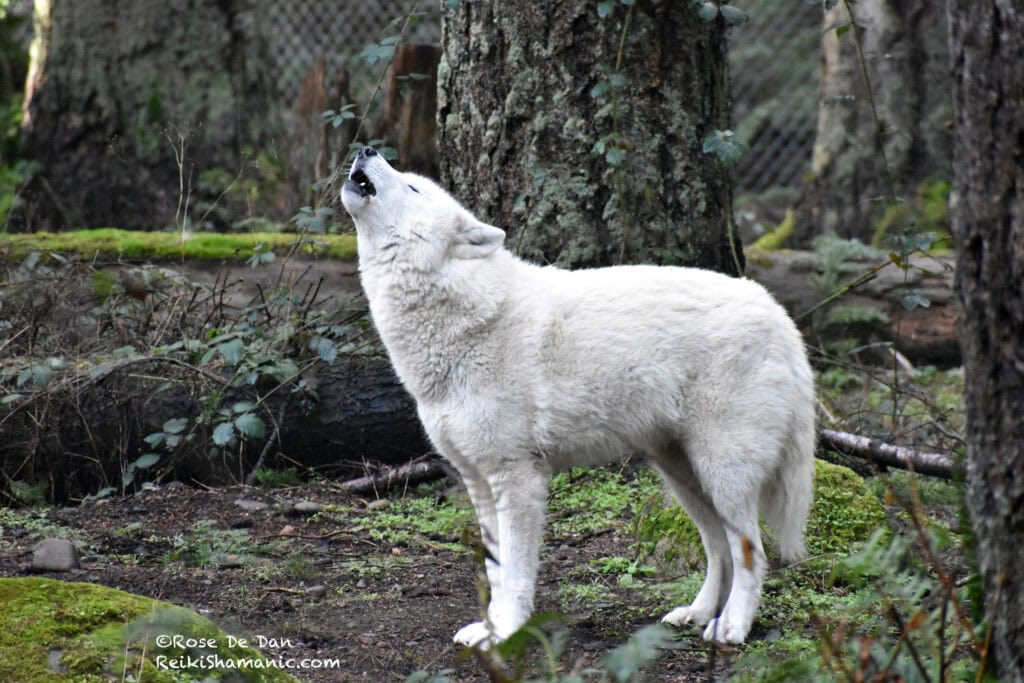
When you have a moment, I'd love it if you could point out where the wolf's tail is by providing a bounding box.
[761,397,816,563]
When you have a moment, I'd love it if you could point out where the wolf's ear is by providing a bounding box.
[450,220,505,260]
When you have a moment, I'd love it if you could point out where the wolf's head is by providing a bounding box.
[341,147,506,269]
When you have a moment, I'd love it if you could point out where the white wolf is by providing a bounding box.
[341,147,815,647]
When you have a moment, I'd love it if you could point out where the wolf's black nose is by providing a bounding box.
[360,146,377,158]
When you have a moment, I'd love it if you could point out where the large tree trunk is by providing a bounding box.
[437,1,741,273]
[799,0,951,246]
[14,0,283,231]
[949,1,1024,677]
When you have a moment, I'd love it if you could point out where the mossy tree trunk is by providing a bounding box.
[799,0,951,246]
[437,1,741,273]
[15,0,282,231]
[949,2,1024,678]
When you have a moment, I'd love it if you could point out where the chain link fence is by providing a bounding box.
[9,0,819,194]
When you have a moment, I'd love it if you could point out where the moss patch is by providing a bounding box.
[806,461,888,556]
[636,460,887,565]
[0,577,297,682]
[1,228,357,262]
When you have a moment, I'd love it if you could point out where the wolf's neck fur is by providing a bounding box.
[360,248,517,402]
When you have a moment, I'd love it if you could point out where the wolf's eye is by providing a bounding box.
[407,185,420,194]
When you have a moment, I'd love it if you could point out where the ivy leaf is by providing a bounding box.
[702,129,748,166]
[133,453,161,470]
[697,2,719,21]
[231,401,257,414]
[590,80,611,99]
[597,0,614,17]
[719,5,747,25]
[313,337,338,364]
[212,422,235,446]
[143,432,166,448]
[163,417,189,434]
[902,293,931,311]
[234,413,266,440]
[216,338,246,365]
[836,23,851,38]
[605,146,626,166]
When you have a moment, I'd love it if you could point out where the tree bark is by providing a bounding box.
[14,0,283,231]
[437,1,741,273]
[799,0,951,245]
[948,1,1024,677]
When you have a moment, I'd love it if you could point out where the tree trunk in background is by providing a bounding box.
[949,2,1024,678]
[798,0,951,246]
[438,1,741,273]
[14,0,282,231]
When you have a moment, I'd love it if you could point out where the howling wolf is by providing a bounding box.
[341,147,815,647]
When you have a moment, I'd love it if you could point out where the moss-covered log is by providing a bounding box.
[437,1,741,272]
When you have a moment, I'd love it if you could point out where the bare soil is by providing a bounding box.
[1,481,736,682]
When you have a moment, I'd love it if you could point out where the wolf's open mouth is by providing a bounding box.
[349,169,376,197]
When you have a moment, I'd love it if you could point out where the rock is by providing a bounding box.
[365,498,390,511]
[234,498,269,512]
[290,500,322,515]
[216,554,246,568]
[304,585,328,599]
[278,524,298,536]
[31,538,80,572]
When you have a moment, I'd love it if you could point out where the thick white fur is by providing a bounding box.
[342,152,816,647]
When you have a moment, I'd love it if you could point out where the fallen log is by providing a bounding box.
[819,428,958,479]
[338,457,449,495]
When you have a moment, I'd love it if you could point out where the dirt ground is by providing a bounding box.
[1,479,737,682]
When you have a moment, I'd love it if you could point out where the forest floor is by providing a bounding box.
[0,457,972,682]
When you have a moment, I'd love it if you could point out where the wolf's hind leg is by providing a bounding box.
[651,455,732,628]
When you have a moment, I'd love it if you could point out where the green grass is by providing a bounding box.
[1,228,357,262]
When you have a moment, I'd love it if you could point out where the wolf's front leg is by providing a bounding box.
[454,462,549,648]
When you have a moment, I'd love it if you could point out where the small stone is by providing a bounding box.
[765,628,782,642]
[31,538,80,572]
[234,498,268,512]
[291,500,322,515]
[217,554,245,568]
[305,585,328,599]
[365,498,390,511]
[278,524,298,536]
[356,579,367,589]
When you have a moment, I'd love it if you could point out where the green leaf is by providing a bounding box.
[1,394,22,405]
[313,337,338,364]
[212,422,235,446]
[605,146,626,166]
[698,2,719,21]
[444,0,460,9]
[234,413,266,440]
[143,432,166,448]
[607,73,627,89]
[719,4,747,24]
[702,129,748,166]
[133,453,161,469]
[597,0,614,17]
[590,80,610,99]
[217,338,246,365]
[836,23,851,38]
[163,417,189,434]
[231,401,257,414]
[902,293,931,311]
[123,469,135,486]
[89,361,116,380]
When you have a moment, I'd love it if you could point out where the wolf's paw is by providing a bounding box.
[453,621,497,648]
[661,604,716,628]
[701,615,750,644]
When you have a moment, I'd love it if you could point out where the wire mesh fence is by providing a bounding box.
[9,0,820,194]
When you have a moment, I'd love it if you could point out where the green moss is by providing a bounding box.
[751,209,795,251]
[549,467,644,536]
[0,577,297,682]
[1,228,357,262]
[806,461,887,556]
[336,496,475,548]
[871,178,953,250]
[636,461,887,565]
